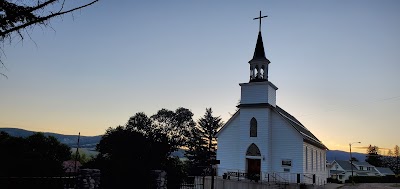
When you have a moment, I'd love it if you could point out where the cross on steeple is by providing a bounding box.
[253,11,268,32]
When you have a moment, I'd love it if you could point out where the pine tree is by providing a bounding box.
[365,145,383,167]
[185,108,223,174]
[394,145,399,174]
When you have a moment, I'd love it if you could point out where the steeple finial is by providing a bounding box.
[253,11,268,32]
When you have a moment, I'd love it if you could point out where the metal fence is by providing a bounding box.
[217,168,319,185]
[180,176,205,189]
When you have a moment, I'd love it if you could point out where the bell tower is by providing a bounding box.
[249,11,271,82]
[249,31,270,82]
[239,11,277,107]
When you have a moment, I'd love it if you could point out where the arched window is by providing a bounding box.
[250,117,257,137]
[305,147,308,170]
[246,143,261,156]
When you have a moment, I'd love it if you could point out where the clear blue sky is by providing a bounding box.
[1,0,399,153]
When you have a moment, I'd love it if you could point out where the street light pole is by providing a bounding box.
[349,141,361,185]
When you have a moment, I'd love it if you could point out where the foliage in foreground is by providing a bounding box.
[0,0,99,77]
[87,107,224,188]
[87,107,192,188]
[0,131,71,177]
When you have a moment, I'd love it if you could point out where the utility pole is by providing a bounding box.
[350,141,361,185]
[74,132,81,174]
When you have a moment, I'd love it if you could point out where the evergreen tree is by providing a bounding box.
[394,145,399,174]
[365,145,383,167]
[185,108,223,174]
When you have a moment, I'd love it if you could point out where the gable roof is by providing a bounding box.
[352,161,374,167]
[334,160,356,171]
[215,110,239,137]
[215,105,327,150]
[274,105,328,150]
[375,167,395,175]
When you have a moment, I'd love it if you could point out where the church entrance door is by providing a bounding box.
[247,158,261,182]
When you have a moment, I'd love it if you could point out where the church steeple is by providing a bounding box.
[249,11,270,82]
[238,11,278,107]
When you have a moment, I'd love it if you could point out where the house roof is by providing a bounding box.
[376,167,395,175]
[352,161,373,167]
[334,160,356,171]
[330,170,345,175]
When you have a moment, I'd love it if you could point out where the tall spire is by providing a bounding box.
[250,31,270,63]
[249,11,270,82]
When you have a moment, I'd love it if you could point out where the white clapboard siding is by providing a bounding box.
[217,112,241,176]
[267,84,277,107]
[239,82,276,105]
[239,108,271,172]
[303,142,328,185]
[270,111,304,173]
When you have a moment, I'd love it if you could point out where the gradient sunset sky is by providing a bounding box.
[1,0,399,153]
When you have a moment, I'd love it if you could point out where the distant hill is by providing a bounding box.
[1,128,369,162]
[326,150,367,162]
[0,128,102,148]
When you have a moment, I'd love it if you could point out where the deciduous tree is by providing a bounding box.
[0,131,71,176]
[0,0,99,77]
[92,108,195,188]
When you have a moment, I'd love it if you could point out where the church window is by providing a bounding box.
[320,151,322,172]
[305,147,308,170]
[246,143,261,156]
[311,150,314,171]
[250,117,257,137]
[315,150,319,171]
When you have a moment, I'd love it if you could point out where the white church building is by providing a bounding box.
[215,16,329,186]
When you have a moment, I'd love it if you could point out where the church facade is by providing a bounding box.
[215,19,328,186]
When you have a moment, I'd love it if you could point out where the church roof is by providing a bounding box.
[248,31,270,63]
[215,104,328,150]
[274,106,328,150]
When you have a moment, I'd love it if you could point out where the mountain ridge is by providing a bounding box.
[1,127,368,161]
[0,127,102,148]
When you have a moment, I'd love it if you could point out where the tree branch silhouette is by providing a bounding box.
[0,0,99,78]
